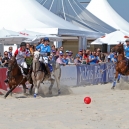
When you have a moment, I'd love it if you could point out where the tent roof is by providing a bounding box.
[87,0,129,33]
[0,0,103,38]
[36,0,116,33]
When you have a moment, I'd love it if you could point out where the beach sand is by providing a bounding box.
[0,82,129,129]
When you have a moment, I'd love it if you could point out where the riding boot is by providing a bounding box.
[4,79,9,83]
[45,64,51,77]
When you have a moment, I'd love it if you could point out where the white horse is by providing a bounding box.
[31,51,61,97]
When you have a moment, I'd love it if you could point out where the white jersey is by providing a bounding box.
[14,48,29,66]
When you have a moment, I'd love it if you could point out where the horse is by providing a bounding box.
[31,51,61,97]
[4,56,33,98]
[111,43,129,89]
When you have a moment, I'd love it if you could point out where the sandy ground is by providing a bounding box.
[0,81,129,129]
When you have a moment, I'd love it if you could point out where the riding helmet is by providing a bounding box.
[20,42,26,47]
[43,37,50,42]
[125,38,129,42]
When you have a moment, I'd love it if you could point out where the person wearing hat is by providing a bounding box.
[124,38,129,59]
[76,49,83,60]
[4,42,30,83]
[56,52,65,65]
[74,54,82,65]
[36,37,51,76]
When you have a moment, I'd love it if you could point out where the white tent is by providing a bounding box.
[19,29,62,42]
[91,30,129,45]
[0,28,28,44]
[37,0,116,33]
[0,0,103,38]
[86,0,129,33]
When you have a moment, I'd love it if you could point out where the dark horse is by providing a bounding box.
[4,56,33,98]
[111,43,129,89]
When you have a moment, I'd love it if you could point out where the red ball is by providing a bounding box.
[84,97,91,104]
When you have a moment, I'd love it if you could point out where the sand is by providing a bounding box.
[0,82,129,129]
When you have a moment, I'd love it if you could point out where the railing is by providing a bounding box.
[0,63,116,94]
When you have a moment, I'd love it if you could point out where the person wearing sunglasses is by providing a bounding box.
[2,51,9,67]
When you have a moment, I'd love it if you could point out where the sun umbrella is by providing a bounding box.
[91,30,129,45]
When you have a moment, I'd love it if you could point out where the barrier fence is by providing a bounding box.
[0,63,116,94]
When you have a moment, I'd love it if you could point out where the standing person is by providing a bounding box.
[56,53,65,65]
[76,49,83,60]
[2,51,9,67]
[8,47,13,59]
[36,37,51,76]
[74,55,82,65]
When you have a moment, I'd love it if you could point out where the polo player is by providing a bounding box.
[4,42,31,83]
[124,38,129,62]
[36,37,51,77]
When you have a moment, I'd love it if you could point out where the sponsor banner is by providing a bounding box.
[105,63,115,82]
[77,63,106,85]
[60,65,77,86]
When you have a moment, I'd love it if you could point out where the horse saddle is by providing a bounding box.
[40,62,53,74]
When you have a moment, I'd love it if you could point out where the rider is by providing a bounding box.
[14,42,30,78]
[4,42,30,83]
[36,37,51,77]
[124,38,129,62]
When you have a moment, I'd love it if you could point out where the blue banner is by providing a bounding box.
[77,63,115,86]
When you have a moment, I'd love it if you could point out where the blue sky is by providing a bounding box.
[78,0,129,22]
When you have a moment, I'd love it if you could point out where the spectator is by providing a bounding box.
[83,49,90,65]
[59,46,64,53]
[89,52,99,64]
[51,50,58,61]
[56,52,65,65]
[67,52,74,64]
[111,53,117,63]
[0,55,2,66]
[8,46,13,59]
[62,54,68,65]
[51,45,56,52]
[76,49,83,60]
[2,51,9,67]
[74,55,82,65]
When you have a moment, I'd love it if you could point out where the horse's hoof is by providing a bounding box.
[49,90,52,95]
[34,93,37,98]
[58,90,61,95]
[117,80,120,83]
[111,86,115,89]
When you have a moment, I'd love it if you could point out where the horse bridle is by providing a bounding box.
[8,59,17,71]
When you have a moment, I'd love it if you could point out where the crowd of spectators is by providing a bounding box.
[0,42,117,68]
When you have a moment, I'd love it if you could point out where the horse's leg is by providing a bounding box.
[4,85,17,98]
[117,74,121,83]
[29,84,33,95]
[34,80,40,97]
[49,78,55,94]
[23,84,27,95]
[111,71,119,89]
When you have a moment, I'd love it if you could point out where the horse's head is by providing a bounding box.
[111,43,124,54]
[33,51,40,62]
[8,56,17,71]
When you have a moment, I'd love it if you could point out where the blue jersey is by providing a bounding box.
[89,55,98,64]
[62,59,68,65]
[124,45,129,57]
[36,44,51,53]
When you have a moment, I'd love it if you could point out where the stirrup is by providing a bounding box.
[4,79,9,83]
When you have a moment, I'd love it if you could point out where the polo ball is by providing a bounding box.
[84,97,91,104]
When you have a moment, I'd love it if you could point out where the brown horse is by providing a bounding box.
[111,43,129,88]
[4,56,33,98]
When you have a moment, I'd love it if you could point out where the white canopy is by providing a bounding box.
[91,30,129,45]
[87,0,129,33]
[0,0,103,38]
[0,28,28,44]
[19,29,62,42]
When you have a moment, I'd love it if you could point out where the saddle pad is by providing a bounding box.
[48,64,53,72]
